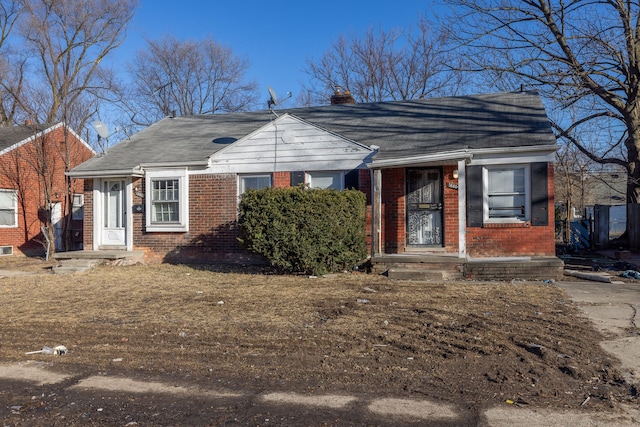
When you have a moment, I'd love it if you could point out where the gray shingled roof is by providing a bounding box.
[70,91,556,176]
[0,124,52,153]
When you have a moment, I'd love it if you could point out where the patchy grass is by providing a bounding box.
[0,261,635,413]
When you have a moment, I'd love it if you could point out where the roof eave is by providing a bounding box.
[369,149,473,169]
[469,144,558,156]
[369,144,558,169]
[66,168,145,178]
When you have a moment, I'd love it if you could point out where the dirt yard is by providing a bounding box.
[0,258,638,425]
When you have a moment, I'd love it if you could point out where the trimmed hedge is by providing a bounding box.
[238,187,368,275]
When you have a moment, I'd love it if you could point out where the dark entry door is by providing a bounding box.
[406,168,443,246]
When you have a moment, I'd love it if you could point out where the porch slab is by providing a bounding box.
[387,269,445,281]
[372,255,564,281]
[464,257,564,281]
[371,254,465,281]
[53,250,145,266]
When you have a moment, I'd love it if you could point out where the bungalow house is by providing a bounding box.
[0,123,95,256]
[68,90,562,279]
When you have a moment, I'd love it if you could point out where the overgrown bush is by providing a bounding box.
[238,187,368,275]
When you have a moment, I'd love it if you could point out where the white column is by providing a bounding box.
[373,169,382,255]
[457,159,467,258]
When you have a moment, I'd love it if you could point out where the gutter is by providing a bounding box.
[67,160,209,178]
[66,168,144,178]
[368,144,558,169]
[369,149,473,169]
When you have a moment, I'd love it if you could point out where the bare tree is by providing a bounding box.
[0,0,135,256]
[302,16,465,104]
[124,34,259,126]
[0,0,24,125]
[446,0,640,246]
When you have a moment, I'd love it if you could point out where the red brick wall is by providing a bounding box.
[442,165,460,253]
[133,174,244,263]
[0,126,92,256]
[135,170,375,263]
[382,168,405,253]
[380,166,460,254]
[82,163,555,262]
[465,163,556,257]
[273,172,290,188]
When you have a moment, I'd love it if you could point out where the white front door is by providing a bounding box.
[101,180,126,247]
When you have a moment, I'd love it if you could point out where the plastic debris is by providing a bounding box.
[25,345,67,355]
[356,298,370,304]
[620,270,640,279]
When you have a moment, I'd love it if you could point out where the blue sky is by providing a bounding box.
[111,0,449,108]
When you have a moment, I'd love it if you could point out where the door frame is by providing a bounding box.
[405,167,444,248]
[93,177,133,250]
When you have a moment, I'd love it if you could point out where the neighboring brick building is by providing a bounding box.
[69,91,561,278]
[0,123,95,256]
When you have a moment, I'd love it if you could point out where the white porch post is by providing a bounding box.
[373,168,382,255]
[457,159,467,258]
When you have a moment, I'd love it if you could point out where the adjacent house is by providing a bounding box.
[0,123,95,256]
[68,90,562,279]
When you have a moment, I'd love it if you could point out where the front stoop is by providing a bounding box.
[372,254,564,281]
[464,257,564,281]
[52,250,145,274]
[52,258,99,274]
[372,254,465,281]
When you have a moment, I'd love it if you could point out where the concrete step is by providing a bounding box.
[387,268,445,281]
[52,259,98,274]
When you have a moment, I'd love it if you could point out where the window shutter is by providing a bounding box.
[291,171,305,187]
[530,162,548,226]
[345,170,359,190]
[466,166,483,227]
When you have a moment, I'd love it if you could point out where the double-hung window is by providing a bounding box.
[145,169,188,232]
[152,179,180,222]
[0,190,17,227]
[307,171,344,190]
[484,165,530,222]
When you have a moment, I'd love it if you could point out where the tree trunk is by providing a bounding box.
[627,125,640,249]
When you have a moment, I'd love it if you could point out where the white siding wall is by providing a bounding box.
[207,114,372,173]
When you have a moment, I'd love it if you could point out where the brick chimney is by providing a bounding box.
[330,86,356,105]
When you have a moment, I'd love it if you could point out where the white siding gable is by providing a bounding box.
[206,114,373,173]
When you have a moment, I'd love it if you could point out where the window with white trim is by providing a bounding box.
[0,190,17,227]
[145,169,188,232]
[307,171,344,190]
[484,165,530,222]
[239,174,271,194]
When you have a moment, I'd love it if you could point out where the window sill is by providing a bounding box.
[483,221,530,229]
[146,225,188,233]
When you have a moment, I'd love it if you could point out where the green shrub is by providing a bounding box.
[238,186,368,275]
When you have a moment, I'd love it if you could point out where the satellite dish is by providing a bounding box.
[267,86,278,109]
[92,120,109,139]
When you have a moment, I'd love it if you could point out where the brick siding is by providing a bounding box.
[465,164,556,257]
[82,163,554,263]
[0,126,92,256]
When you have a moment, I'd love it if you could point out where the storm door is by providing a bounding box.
[101,180,126,247]
[406,168,443,246]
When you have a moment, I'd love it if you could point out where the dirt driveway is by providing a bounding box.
[0,259,638,425]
